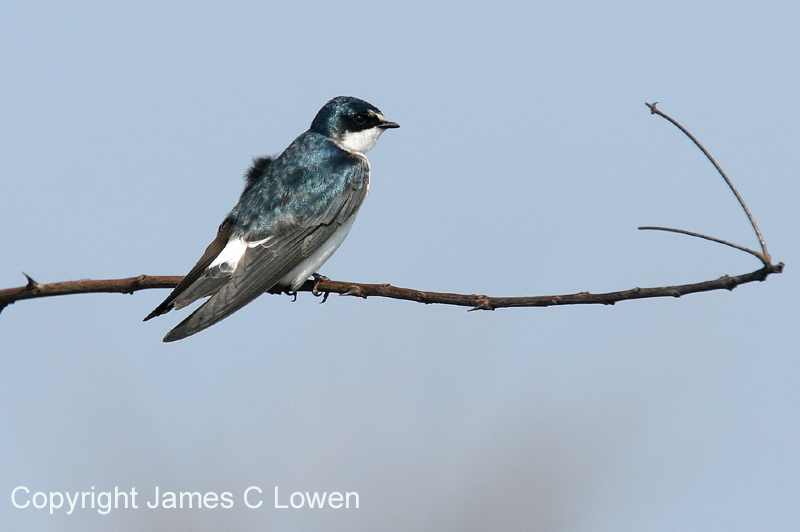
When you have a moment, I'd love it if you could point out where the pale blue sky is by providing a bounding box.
[2,1,799,530]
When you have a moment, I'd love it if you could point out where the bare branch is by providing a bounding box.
[0,275,180,314]
[0,263,785,315]
[646,102,771,264]
[268,267,788,308]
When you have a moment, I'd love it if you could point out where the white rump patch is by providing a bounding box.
[209,237,248,270]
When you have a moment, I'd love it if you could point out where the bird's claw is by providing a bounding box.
[311,273,331,303]
[311,273,329,296]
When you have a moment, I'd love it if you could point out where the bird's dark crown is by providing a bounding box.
[309,96,387,138]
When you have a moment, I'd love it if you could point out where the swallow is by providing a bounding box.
[144,96,398,341]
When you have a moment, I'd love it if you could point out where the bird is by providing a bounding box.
[144,96,398,342]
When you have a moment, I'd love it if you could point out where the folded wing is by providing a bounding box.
[161,156,369,342]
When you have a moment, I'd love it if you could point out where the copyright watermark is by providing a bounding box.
[11,485,359,515]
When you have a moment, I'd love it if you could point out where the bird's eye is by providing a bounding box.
[353,113,367,125]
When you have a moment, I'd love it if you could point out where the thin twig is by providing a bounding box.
[646,102,771,264]
[638,226,766,262]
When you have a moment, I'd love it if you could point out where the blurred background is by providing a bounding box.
[2,1,798,530]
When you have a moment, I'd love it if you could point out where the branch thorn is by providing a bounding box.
[468,297,494,311]
[342,286,366,298]
[22,272,39,290]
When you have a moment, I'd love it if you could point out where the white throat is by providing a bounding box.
[336,127,385,153]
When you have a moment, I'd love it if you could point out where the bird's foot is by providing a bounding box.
[311,273,330,303]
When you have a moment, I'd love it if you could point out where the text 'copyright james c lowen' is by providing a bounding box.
[11,485,359,515]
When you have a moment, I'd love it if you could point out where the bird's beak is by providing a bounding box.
[379,119,400,129]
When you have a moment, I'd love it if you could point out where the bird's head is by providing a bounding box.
[310,96,399,153]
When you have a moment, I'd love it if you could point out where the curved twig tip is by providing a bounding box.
[638,226,767,264]
[646,103,772,263]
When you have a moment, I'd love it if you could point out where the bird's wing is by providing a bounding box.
[144,157,276,321]
[143,215,235,321]
[162,156,369,342]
